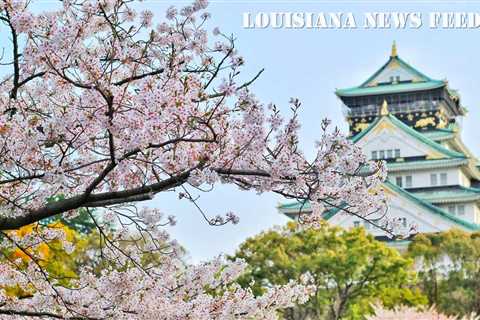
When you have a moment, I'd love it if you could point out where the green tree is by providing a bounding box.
[232,222,425,320]
[408,229,480,317]
[42,195,98,234]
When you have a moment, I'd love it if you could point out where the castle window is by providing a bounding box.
[405,175,412,188]
[440,173,447,185]
[401,217,407,227]
[379,150,385,159]
[389,76,394,83]
[430,174,438,186]
[372,151,377,160]
[353,221,360,228]
[448,205,455,214]
[396,176,403,187]
[458,205,465,215]
[394,149,400,158]
[395,76,400,82]
[387,149,393,158]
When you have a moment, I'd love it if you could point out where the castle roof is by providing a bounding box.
[278,103,479,232]
[409,186,480,204]
[386,158,469,172]
[350,106,466,159]
[277,181,480,232]
[422,125,458,141]
[336,42,446,98]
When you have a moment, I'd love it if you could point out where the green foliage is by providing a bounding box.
[43,195,97,234]
[232,221,425,320]
[408,229,480,317]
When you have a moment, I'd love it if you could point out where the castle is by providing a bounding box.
[278,43,480,245]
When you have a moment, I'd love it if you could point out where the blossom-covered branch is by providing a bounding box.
[0,0,386,318]
[0,0,385,231]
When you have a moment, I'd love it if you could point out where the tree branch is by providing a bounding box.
[113,68,164,86]
[0,170,192,230]
[4,8,20,99]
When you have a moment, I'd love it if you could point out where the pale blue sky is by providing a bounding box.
[5,1,480,262]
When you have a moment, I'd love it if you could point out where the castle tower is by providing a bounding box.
[278,43,480,244]
[336,42,465,136]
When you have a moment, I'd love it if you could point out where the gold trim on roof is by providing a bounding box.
[380,99,389,116]
[389,60,400,69]
[415,117,436,128]
[391,41,398,57]
[353,122,369,132]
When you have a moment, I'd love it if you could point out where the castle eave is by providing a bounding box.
[336,81,445,98]
[387,158,469,172]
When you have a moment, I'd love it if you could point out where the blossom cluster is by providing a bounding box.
[0,253,314,319]
[368,306,479,320]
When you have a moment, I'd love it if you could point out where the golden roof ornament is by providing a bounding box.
[391,41,398,57]
[380,99,389,116]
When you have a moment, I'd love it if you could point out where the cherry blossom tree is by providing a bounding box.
[0,0,386,318]
[368,306,479,320]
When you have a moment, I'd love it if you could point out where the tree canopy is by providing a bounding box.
[233,222,426,320]
[408,229,480,317]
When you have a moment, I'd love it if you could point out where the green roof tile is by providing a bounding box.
[277,201,341,220]
[384,181,480,231]
[412,186,480,204]
[387,158,469,172]
[422,129,456,141]
[336,80,445,97]
[361,55,433,86]
[277,201,311,211]
[336,54,445,97]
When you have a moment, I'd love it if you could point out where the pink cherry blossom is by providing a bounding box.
[369,306,479,320]
[0,0,386,317]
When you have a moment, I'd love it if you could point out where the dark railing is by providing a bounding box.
[345,100,440,118]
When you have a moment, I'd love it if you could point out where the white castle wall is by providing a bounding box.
[388,167,470,189]
[359,129,430,160]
